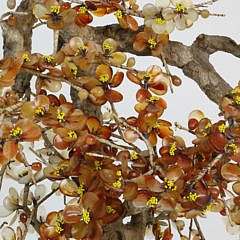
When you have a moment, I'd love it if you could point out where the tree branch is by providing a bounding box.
[1,0,37,97]
[92,24,234,105]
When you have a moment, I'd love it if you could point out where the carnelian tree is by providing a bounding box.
[0,0,240,240]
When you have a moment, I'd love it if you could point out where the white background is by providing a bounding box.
[0,0,240,239]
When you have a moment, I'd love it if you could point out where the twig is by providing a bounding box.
[193,217,205,240]
[160,53,173,93]
[168,219,172,233]
[188,153,223,187]
[4,99,27,112]
[189,218,193,240]
[37,187,59,206]
[95,136,131,151]
[41,131,65,161]
[174,122,195,135]
[0,163,7,192]
[111,133,142,152]
[111,113,155,169]
[53,30,59,53]
[29,147,48,165]
[174,220,183,237]
[0,11,29,20]
[109,103,142,153]
[85,152,117,161]
[33,22,46,29]
[22,200,38,240]
[22,67,89,93]
[194,0,218,7]
[0,221,8,229]
[221,195,234,227]
[23,184,30,207]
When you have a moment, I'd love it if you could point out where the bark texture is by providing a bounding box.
[1,0,37,97]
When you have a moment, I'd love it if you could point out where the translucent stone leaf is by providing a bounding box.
[105,89,123,103]
[34,184,47,200]
[0,205,13,217]
[132,192,149,208]
[63,205,82,224]
[123,128,139,144]
[9,187,19,203]
[7,0,16,9]
[232,181,240,195]
[109,52,126,66]
[44,79,62,92]
[3,197,17,211]
[145,175,164,192]
[123,182,138,200]
[9,211,18,226]
[69,37,84,52]
[32,4,49,19]
[142,3,157,17]
[59,179,79,197]
[2,227,16,240]
[103,38,117,54]
[221,163,240,181]
[86,116,100,133]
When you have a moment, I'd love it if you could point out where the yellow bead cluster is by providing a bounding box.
[95,160,102,170]
[103,42,112,51]
[83,210,91,224]
[203,204,212,212]
[50,5,60,14]
[149,96,161,103]
[169,142,177,156]
[67,130,77,139]
[218,123,227,133]
[116,170,122,177]
[77,183,85,198]
[175,3,186,12]
[148,38,157,49]
[71,67,78,76]
[130,151,138,160]
[204,122,212,129]
[79,6,87,14]
[99,74,110,83]
[115,10,123,19]
[22,53,30,62]
[164,178,177,191]
[143,73,153,80]
[106,205,116,214]
[231,88,240,94]
[80,45,88,51]
[227,143,239,154]
[146,196,158,208]
[235,96,240,105]
[152,122,161,129]
[43,55,54,63]
[57,109,65,123]
[55,163,68,176]
[185,192,199,201]
[113,180,122,188]
[35,107,45,116]
[155,18,165,25]
[54,218,64,234]
[10,127,23,138]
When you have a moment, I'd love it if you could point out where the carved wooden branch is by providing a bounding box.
[92,24,235,105]
[1,0,36,97]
